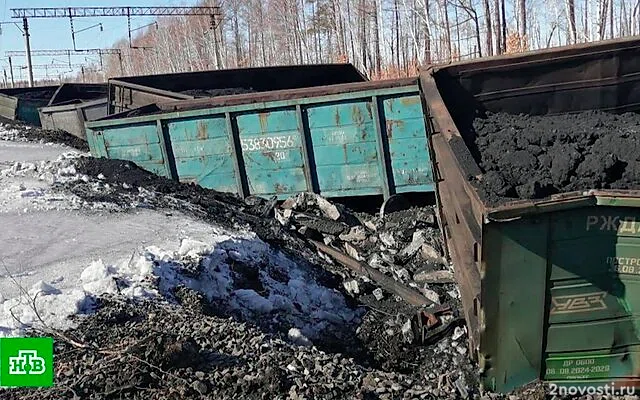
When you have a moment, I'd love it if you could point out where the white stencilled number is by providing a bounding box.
[240,135,296,152]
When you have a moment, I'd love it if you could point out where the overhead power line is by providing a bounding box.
[10,7,222,86]
[6,49,121,56]
[11,7,220,18]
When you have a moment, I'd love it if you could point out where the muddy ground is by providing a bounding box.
[469,110,640,205]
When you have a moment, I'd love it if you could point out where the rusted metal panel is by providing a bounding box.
[108,64,368,115]
[166,117,238,193]
[99,121,170,177]
[87,78,435,200]
[420,37,640,393]
[38,83,108,139]
[382,95,434,193]
[39,98,108,140]
[306,100,383,197]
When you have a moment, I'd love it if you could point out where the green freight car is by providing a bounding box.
[86,78,435,200]
[420,37,640,392]
[0,85,58,126]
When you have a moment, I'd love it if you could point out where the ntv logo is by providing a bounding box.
[8,350,46,375]
[0,337,53,387]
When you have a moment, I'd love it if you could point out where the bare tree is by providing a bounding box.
[584,0,590,40]
[598,0,609,40]
[483,0,493,55]
[518,0,527,49]
[501,0,507,51]
[609,0,614,38]
[493,0,502,53]
[567,0,577,43]
[372,0,382,73]
[450,0,482,57]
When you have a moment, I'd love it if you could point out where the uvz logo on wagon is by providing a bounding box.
[550,292,608,315]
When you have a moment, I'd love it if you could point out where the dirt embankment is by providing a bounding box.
[469,110,640,205]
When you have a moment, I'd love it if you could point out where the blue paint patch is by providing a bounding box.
[383,95,434,189]
[166,116,239,193]
[237,109,307,196]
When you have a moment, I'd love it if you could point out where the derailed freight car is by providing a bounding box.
[420,37,640,392]
[108,64,368,114]
[0,85,58,125]
[86,78,434,200]
[39,83,108,139]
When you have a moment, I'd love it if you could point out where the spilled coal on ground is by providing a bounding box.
[0,116,88,151]
[1,150,495,399]
[468,110,640,205]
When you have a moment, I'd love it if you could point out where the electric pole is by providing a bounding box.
[7,56,14,87]
[12,7,220,83]
[22,18,33,87]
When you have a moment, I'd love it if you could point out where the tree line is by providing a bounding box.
[92,0,640,79]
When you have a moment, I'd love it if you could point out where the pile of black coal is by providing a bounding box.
[180,87,257,97]
[0,117,88,151]
[0,296,440,400]
[56,156,478,397]
[470,110,640,205]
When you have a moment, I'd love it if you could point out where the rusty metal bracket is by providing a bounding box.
[413,305,463,344]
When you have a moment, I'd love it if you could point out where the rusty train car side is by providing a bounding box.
[108,64,368,114]
[420,37,640,392]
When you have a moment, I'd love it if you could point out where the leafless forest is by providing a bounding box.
[96,0,640,79]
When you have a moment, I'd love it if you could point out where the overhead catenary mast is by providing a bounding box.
[10,6,221,87]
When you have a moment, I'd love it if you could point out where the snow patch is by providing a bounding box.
[0,124,28,142]
[1,227,360,342]
[0,152,122,213]
[29,280,62,296]
[288,327,312,346]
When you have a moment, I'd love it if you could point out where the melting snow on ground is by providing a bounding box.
[0,152,120,213]
[0,123,29,142]
[0,227,359,343]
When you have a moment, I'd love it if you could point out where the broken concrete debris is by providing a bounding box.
[273,192,461,359]
[344,279,360,295]
[414,269,455,284]
[399,230,427,258]
[275,193,453,310]
[419,287,441,305]
[379,231,397,248]
[339,225,368,242]
[344,242,363,261]
[420,243,447,264]
[311,239,436,308]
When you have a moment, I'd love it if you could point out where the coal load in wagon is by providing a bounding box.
[179,87,257,97]
[468,110,640,205]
